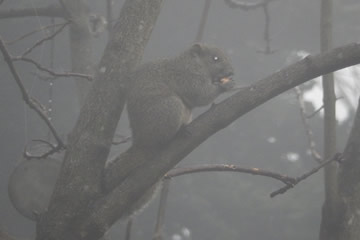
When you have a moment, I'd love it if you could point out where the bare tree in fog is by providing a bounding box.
[1,1,360,240]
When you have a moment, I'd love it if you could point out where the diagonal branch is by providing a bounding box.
[271,153,343,197]
[93,42,360,232]
[306,95,343,118]
[20,21,70,57]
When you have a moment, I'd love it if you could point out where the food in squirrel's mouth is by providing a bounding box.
[213,73,233,85]
[220,77,231,84]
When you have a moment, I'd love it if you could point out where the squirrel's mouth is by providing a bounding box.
[213,73,234,85]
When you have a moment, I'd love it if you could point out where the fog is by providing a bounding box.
[1,0,360,239]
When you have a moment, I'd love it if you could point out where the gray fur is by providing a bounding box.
[127,43,234,149]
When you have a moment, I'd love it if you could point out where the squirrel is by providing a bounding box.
[104,43,235,216]
[127,43,235,149]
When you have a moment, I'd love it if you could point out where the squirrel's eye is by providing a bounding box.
[213,56,219,61]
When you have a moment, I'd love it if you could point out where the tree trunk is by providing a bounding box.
[36,1,164,239]
[318,0,341,239]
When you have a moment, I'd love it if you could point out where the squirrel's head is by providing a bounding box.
[189,43,235,90]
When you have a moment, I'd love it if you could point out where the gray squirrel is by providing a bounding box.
[127,43,235,149]
[104,43,235,215]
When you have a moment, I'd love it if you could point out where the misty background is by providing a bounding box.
[1,0,360,239]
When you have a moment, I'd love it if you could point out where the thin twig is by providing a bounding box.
[13,56,93,81]
[307,96,344,119]
[165,155,341,199]
[166,164,296,186]
[0,37,65,150]
[5,21,69,45]
[270,153,343,197]
[307,105,325,118]
[294,86,322,163]
[24,140,64,159]
[260,2,276,54]
[30,72,56,82]
[20,21,70,57]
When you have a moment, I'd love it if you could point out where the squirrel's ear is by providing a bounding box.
[190,43,203,56]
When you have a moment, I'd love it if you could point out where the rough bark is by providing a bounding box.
[36,1,164,240]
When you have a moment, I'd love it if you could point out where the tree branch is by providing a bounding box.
[92,43,360,233]
[164,159,341,198]
[271,153,342,197]
[166,164,295,185]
